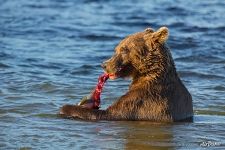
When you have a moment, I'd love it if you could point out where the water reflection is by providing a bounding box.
[119,122,175,150]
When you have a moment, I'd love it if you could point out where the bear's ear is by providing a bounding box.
[145,28,154,33]
[152,27,169,43]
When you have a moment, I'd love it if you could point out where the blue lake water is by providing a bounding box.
[0,0,225,149]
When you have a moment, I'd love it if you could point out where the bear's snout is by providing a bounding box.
[101,62,107,70]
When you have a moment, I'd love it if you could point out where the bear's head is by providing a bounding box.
[102,27,173,80]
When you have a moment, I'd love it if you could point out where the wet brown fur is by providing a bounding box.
[60,27,193,122]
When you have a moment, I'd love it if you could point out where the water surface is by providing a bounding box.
[0,0,225,149]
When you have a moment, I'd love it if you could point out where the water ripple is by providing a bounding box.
[179,71,225,80]
[0,63,10,68]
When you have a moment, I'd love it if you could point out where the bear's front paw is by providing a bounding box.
[59,105,80,117]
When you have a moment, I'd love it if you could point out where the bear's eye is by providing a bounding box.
[120,48,129,55]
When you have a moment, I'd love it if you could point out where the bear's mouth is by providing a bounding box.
[106,67,124,80]
[108,73,117,80]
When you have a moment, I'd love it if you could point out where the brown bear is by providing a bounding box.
[60,27,193,122]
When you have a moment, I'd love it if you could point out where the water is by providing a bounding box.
[0,0,225,149]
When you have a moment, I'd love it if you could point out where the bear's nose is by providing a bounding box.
[101,62,107,69]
